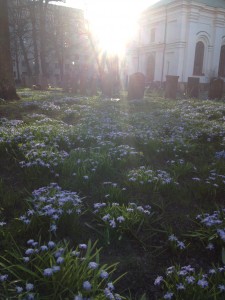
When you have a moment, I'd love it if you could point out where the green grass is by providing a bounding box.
[0,89,225,299]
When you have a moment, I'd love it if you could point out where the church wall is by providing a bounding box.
[127,0,225,85]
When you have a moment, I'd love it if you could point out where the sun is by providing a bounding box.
[85,0,147,56]
[58,0,159,55]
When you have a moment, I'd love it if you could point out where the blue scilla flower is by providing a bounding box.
[100,270,109,279]
[25,248,35,255]
[43,268,53,276]
[40,245,48,251]
[26,283,34,291]
[27,239,35,245]
[88,262,98,269]
[48,241,56,248]
[215,150,225,159]
[83,280,92,291]
[52,265,60,272]
[0,274,8,282]
[79,244,87,250]
[56,256,64,264]
[15,286,23,293]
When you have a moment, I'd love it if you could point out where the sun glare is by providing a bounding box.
[85,0,148,56]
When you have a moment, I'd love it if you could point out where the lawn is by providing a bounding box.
[0,89,225,299]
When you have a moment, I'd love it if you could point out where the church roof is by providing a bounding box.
[150,0,225,9]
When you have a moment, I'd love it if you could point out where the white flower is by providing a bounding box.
[83,280,92,290]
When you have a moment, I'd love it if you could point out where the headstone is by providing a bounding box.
[165,75,179,99]
[187,77,199,98]
[127,72,145,100]
[208,78,224,100]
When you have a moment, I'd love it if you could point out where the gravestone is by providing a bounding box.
[208,78,224,100]
[187,77,199,98]
[165,75,179,99]
[127,72,145,100]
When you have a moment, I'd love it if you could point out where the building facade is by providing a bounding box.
[127,0,225,85]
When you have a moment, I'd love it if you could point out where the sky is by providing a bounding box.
[53,0,160,54]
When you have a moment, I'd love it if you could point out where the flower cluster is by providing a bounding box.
[93,201,151,232]
[19,183,83,232]
[0,240,122,299]
[154,264,225,299]
[108,144,141,160]
[168,234,186,250]
[128,166,176,186]
[195,208,225,248]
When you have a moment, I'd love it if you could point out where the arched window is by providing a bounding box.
[218,45,225,77]
[193,41,204,75]
[146,54,155,83]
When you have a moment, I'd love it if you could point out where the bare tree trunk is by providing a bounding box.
[15,41,21,82]
[19,36,32,77]
[39,0,48,89]
[29,0,40,84]
[0,0,19,100]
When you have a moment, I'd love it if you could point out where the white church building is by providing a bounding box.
[127,0,225,86]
